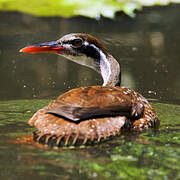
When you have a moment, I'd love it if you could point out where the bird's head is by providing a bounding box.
[20,33,121,86]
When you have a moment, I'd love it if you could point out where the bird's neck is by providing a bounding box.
[98,51,121,87]
[59,43,121,87]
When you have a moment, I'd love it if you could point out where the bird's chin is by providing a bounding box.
[57,49,77,57]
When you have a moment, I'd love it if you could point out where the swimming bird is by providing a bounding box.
[20,33,158,147]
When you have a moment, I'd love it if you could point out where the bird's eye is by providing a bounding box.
[71,39,83,47]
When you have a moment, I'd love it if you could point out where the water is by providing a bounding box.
[0,5,180,180]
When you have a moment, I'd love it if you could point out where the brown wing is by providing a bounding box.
[46,86,145,121]
[46,104,132,121]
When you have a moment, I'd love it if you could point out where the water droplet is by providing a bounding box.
[51,130,55,134]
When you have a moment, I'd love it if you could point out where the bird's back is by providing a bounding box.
[29,86,158,147]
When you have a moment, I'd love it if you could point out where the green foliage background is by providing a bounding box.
[0,0,179,18]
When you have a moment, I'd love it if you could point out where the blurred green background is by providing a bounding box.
[0,0,180,19]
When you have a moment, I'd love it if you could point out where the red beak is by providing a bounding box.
[19,41,65,54]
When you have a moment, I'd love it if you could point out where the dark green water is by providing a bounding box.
[0,5,180,180]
